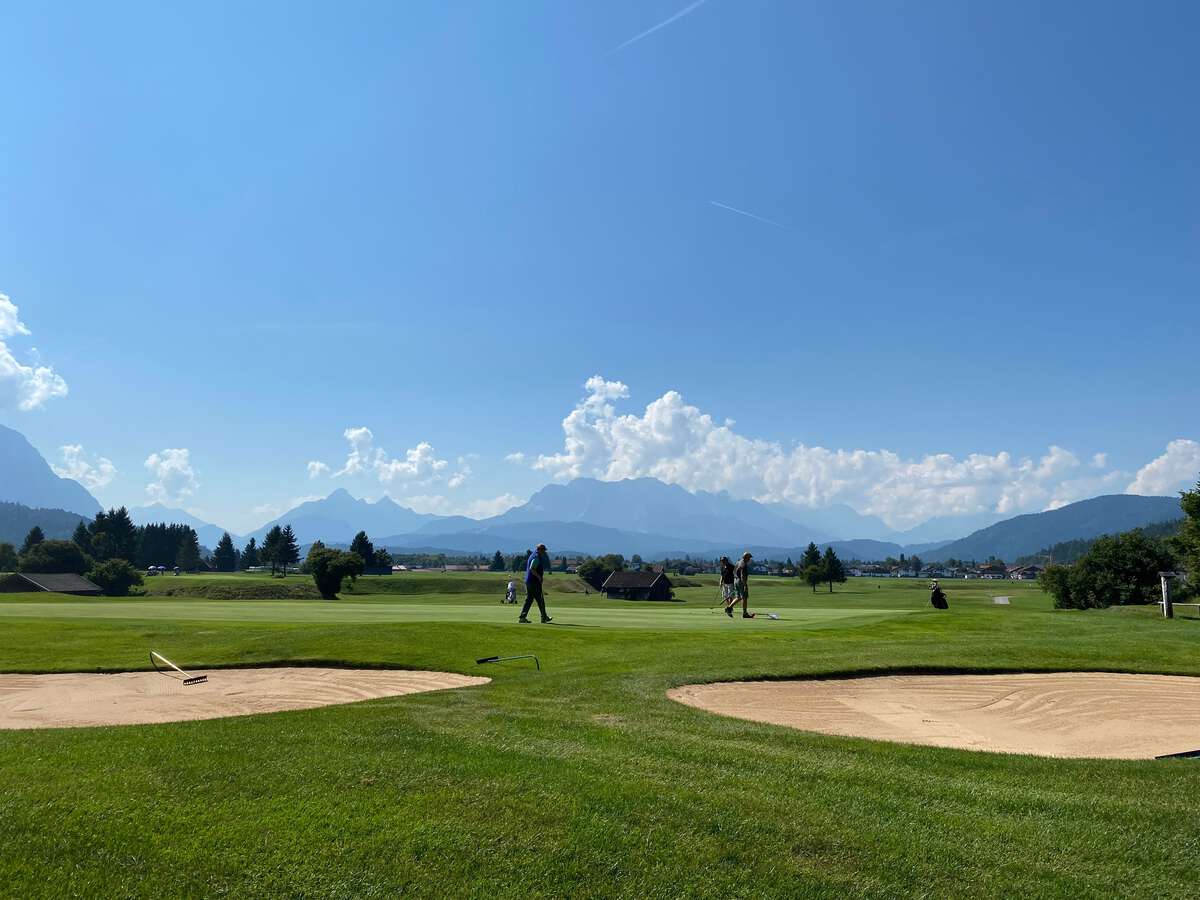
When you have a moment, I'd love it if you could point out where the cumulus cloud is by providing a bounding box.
[0,293,68,412]
[447,457,472,490]
[505,452,526,464]
[307,460,330,479]
[531,376,1149,529]
[52,444,117,490]
[403,493,525,519]
[144,448,200,504]
[1127,440,1200,496]
[326,427,451,485]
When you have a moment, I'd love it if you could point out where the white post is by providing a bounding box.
[1161,574,1173,619]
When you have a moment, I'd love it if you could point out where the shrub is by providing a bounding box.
[87,559,144,596]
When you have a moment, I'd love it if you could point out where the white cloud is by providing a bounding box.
[403,493,525,519]
[327,427,450,485]
[1092,453,1108,469]
[505,452,526,464]
[1127,440,1200,496]
[52,444,117,490]
[448,458,472,489]
[144,448,200,504]
[252,502,281,519]
[0,295,31,338]
[0,293,68,412]
[531,375,1147,529]
[307,460,330,479]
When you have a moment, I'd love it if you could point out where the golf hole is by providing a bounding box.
[0,668,490,730]
[668,672,1200,759]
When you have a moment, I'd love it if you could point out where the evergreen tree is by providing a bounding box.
[489,550,505,571]
[374,547,394,569]
[176,528,201,572]
[21,526,45,555]
[0,542,17,572]
[801,542,821,571]
[821,546,846,592]
[240,537,260,569]
[213,532,238,572]
[803,564,823,593]
[349,531,375,567]
[278,525,300,575]
[909,554,923,575]
[90,507,138,562]
[72,521,94,556]
[261,525,283,575]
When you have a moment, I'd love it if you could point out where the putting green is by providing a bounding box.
[0,598,911,630]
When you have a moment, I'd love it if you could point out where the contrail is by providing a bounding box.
[609,0,708,54]
[708,200,786,229]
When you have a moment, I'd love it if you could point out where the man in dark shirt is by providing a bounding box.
[719,556,737,617]
[733,552,755,618]
[519,543,553,623]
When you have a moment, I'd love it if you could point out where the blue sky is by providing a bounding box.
[1,0,1197,533]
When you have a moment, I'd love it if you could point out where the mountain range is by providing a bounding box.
[0,423,1186,564]
[922,494,1184,563]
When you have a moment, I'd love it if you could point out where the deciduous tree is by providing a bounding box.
[19,539,92,575]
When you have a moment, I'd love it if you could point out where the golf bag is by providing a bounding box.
[930,588,948,610]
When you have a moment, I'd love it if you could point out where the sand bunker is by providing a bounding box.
[669,672,1200,759]
[0,668,489,730]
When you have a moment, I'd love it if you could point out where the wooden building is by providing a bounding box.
[0,573,103,596]
[601,570,674,601]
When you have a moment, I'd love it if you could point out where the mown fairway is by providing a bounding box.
[1,574,1198,898]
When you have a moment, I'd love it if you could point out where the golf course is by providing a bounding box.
[2,573,1198,898]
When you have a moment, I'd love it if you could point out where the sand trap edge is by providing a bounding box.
[0,667,491,730]
[668,671,1200,760]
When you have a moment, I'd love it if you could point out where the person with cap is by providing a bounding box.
[732,551,756,618]
[519,543,553,623]
[719,555,737,617]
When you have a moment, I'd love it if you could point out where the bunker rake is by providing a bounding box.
[150,650,208,685]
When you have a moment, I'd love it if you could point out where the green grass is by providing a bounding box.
[1,576,1198,898]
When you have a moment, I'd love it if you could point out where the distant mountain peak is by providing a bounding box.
[0,424,101,516]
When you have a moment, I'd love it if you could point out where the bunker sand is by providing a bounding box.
[0,668,489,730]
[669,672,1200,759]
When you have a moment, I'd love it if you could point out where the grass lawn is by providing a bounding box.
[1,575,1198,898]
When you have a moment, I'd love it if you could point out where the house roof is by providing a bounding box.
[601,570,669,589]
[9,573,102,593]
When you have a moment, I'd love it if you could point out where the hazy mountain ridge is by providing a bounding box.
[924,495,1183,562]
[0,501,88,546]
[247,489,442,544]
[0,424,101,517]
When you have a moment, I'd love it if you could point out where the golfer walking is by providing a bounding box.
[733,551,756,618]
[719,556,737,617]
[519,543,553,624]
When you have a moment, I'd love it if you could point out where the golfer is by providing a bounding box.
[719,556,737,617]
[930,579,948,610]
[733,552,756,618]
[519,543,553,624]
